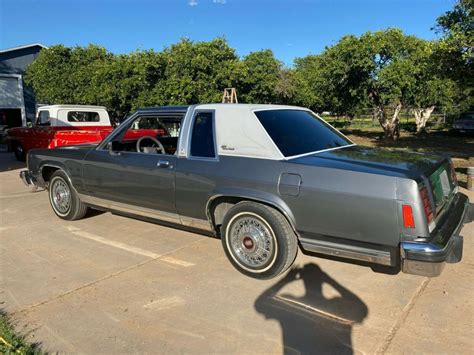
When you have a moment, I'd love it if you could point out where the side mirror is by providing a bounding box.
[108,141,122,155]
[26,122,33,128]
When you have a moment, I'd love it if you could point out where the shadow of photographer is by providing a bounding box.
[255,264,368,354]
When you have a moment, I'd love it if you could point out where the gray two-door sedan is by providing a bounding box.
[20,104,472,279]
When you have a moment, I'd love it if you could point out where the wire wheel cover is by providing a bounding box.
[52,179,71,214]
[229,214,275,269]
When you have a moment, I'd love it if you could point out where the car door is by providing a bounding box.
[175,110,219,225]
[82,113,181,218]
[28,110,52,150]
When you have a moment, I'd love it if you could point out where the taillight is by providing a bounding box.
[420,186,434,224]
[402,205,415,228]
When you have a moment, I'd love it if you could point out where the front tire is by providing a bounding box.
[221,201,298,279]
[48,171,88,220]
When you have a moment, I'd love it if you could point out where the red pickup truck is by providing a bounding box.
[6,105,169,161]
[6,105,115,161]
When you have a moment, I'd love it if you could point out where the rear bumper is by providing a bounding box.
[401,193,472,277]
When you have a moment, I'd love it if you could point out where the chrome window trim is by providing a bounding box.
[177,105,196,157]
[283,144,357,160]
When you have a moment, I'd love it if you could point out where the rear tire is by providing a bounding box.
[13,143,26,161]
[48,170,88,220]
[221,201,298,279]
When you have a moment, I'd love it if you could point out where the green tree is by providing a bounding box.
[400,41,457,132]
[293,55,330,112]
[433,0,473,111]
[139,38,239,106]
[295,29,453,139]
[236,49,282,104]
[93,50,166,121]
[25,44,113,105]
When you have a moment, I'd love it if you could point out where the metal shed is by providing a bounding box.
[0,43,47,129]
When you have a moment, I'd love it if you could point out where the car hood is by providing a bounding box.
[289,145,448,179]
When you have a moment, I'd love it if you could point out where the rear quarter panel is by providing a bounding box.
[285,162,400,247]
[177,155,400,247]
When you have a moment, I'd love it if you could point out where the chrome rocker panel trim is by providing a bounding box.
[78,193,212,232]
[299,237,393,266]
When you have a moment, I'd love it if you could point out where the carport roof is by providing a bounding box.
[0,43,48,54]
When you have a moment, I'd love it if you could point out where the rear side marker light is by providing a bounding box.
[402,204,415,229]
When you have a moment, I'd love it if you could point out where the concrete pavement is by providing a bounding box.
[0,150,473,354]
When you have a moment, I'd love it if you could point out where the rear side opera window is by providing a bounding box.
[190,111,216,158]
[255,109,351,157]
[67,111,100,122]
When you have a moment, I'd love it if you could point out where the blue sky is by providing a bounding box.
[1,0,454,65]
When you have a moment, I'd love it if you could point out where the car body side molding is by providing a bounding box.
[78,193,212,231]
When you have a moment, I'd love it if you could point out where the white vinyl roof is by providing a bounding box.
[194,104,309,160]
[39,104,108,110]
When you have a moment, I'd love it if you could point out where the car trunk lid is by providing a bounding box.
[290,146,449,179]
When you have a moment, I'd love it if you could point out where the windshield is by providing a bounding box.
[254,109,352,157]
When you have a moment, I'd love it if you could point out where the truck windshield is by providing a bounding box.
[254,109,352,158]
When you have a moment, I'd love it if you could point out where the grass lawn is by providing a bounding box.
[339,126,474,187]
[0,312,42,354]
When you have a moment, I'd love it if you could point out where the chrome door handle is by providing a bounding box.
[157,160,171,168]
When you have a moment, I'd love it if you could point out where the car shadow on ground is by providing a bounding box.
[255,264,368,354]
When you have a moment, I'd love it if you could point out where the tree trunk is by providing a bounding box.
[414,106,436,133]
[378,103,402,140]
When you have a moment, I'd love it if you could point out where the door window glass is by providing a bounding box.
[110,115,183,155]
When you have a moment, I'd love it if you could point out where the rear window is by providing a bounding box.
[254,109,351,157]
[67,111,100,122]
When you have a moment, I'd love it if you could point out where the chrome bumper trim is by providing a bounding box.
[19,170,35,186]
[400,195,470,277]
